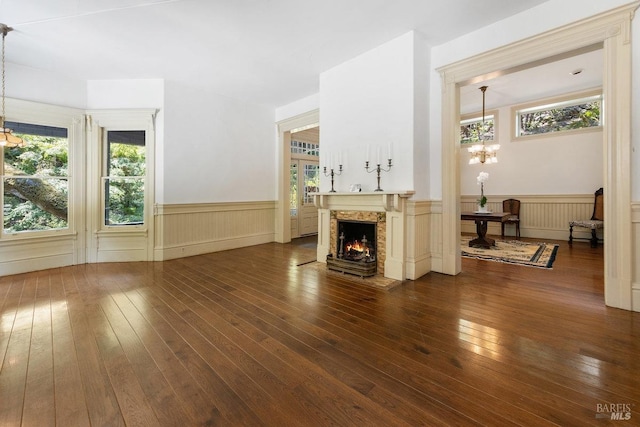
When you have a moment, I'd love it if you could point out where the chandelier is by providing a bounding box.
[468,85,498,164]
[0,23,24,147]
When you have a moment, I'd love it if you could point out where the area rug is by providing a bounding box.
[461,236,559,269]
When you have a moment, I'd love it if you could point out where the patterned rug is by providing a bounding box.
[461,236,559,269]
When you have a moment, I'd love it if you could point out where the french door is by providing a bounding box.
[290,159,319,237]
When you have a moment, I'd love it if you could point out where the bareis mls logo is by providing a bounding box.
[595,403,632,420]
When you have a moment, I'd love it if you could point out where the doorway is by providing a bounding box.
[276,110,319,244]
[438,6,635,310]
[289,127,320,238]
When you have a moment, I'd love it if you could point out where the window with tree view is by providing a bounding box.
[104,130,145,226]
[460,114,495,144]
[516,94,601,137]
[2,122,69,234]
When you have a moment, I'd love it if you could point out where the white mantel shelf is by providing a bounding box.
[314,191,414,212]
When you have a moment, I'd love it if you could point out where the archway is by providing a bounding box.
[438,4,636,310]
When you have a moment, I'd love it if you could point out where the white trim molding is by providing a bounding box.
[438,2,639,311]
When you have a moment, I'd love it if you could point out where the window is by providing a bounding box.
[290,162,298,216]
[291,140,319,156]
[460,112,496,145]
[514,91,602,138]
[302,163,319,204]
[87,109,155,263]
[2,121,69,234]
[103,130,146,226]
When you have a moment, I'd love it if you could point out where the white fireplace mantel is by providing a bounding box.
[314,191,415,281]
[314,191,415,212]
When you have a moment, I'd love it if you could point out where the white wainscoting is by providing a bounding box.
[406,200,434,280]
[95,229,149,263]
[154,201,277,260]
[0,233,79,276]
[461,194,600,242]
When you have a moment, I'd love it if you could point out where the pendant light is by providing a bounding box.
[0,24,24,148]
[468,85,498,164]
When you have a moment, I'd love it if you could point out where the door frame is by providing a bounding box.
[437,3,637,310]
[276,109,319,243]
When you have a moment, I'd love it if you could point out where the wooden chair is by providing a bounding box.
[501,199,521,239]
[569,187,603,247]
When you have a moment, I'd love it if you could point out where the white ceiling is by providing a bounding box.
[2,0,552,107]
[460,46,603,114]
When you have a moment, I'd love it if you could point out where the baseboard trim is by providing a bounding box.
[157,233,275,260]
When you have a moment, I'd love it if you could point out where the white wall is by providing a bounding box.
[162,81,276,204]
[7,67,277,206]
[461,106,603,196]
[275,94,319,123]
[6,62,86,108]
[319,31,428,196]
[86,79,164,109]
[430,0,639,200]
[412,33,431,198]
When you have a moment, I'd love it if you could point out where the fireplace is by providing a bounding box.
[314,191,415,281]
[325,211,384,277]
[326,219,377,277]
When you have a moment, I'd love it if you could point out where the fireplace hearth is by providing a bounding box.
[326,254,377,277]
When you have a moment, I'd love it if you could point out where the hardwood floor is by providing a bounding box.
[1,236,638,426]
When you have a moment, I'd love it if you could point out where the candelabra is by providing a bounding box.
[365,158,393,192]
[323,164,343,193]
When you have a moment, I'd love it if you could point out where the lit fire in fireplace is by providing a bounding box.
[345,240,370,257]
[340,234,375,262]
[336,222,376,263]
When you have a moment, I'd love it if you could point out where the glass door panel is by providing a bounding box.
[299,161,319,236]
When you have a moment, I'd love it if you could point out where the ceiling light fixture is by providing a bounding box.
[468,85,499,165]
[0,23,24,148]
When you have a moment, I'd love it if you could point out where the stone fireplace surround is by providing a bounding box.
[314,191,414,281]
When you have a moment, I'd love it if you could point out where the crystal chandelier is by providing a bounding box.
[468,85,498,164]
[0,24,24,148]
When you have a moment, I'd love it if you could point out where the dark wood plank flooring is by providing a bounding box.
[1,236,638,426]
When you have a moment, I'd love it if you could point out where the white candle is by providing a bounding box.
[338,151,342,166]
[387,142,392,160]
[377,146,381,165]
[366,145,370,163]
